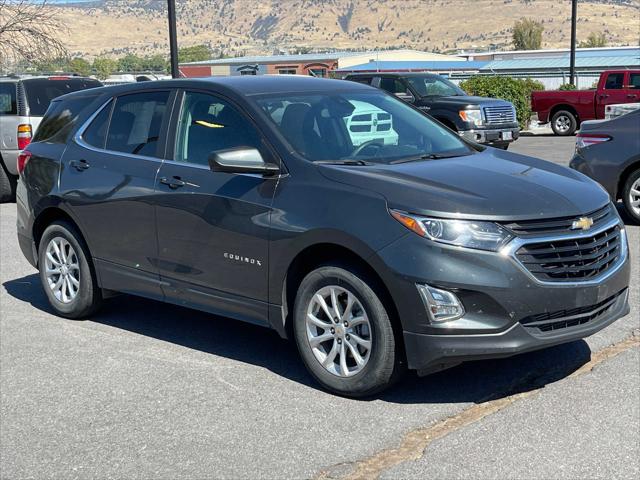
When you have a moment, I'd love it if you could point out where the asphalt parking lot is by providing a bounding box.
[1,135,638,480]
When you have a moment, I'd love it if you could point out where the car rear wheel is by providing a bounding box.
[38,221,103,319]
[293,266,403,397]
[622,169,640,223]
[551,110,577,136]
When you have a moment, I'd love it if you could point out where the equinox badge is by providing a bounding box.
[571,216,594,230]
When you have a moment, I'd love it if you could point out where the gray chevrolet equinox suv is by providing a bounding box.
[16,76,630,396]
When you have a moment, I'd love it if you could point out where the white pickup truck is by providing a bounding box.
[0,75,101,202]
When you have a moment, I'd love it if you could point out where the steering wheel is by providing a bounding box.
[352,140,383,158]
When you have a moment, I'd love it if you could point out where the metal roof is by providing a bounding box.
[336,60,488,72]
[481,54,640,71]
[183,51,382,66]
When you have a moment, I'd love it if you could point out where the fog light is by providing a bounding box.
[417,284,465,323]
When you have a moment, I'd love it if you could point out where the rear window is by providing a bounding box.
[0,83,17,115]
[22,78,102,116]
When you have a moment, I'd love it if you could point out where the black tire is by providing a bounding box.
[293,266,403,397]
[495,143,509,150]
[550,110,578,136]
[621,168,640,224]
[0,161,16,203]
[38,221,103,319]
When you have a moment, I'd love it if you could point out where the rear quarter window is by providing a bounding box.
[22,78,102,116]
[33,96,98,144]
[0,83,17,115]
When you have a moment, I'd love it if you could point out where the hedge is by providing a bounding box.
[459,76,545,129]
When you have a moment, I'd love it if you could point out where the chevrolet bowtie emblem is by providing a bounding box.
[571,217,594,230]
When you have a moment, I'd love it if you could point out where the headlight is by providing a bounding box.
[390,210,513,251]
[459,108,483,126]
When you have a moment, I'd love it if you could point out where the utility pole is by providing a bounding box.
[569,0,578,85]
[167,0,179,78]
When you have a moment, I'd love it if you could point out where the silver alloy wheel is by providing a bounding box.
[554,114,571,133]
[630,177,640,216]
[44,236,80,304]
[305,285,372,377]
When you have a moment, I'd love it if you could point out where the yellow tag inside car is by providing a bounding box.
[195,120,224,128]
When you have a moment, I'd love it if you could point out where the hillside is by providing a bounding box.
[52,0,640,58]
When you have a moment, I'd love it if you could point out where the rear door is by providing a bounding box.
[596,72,631,118]
[60,89,175,301]
[153,90,278,326]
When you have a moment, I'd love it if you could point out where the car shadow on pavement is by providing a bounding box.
[4,273,592,404]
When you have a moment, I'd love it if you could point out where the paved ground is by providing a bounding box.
[1,136,638,480]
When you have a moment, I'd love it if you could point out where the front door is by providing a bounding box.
[60,90,173,300]
[154,90,278,326]
[596,72,632,118]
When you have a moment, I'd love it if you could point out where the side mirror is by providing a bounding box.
[395,91,415,103]
[208,147,280,176]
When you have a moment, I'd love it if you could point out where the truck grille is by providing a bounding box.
[504,205,614,237]
[515,225,622,282]
[520,290,624,333]
[483,105,516,124]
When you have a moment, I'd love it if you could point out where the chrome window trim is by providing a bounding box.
[500,216,628,287]
[74,97,164,164]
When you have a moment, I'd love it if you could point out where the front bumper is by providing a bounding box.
[459,127,520,145]
[374,219,631,373]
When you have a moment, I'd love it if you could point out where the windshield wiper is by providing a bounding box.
[390,153,467,164]
[314,159,373,166]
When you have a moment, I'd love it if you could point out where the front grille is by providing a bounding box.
[515,225,622,282]
[521,290,624,333]
[504,205,614,237]
[483,105,516,124]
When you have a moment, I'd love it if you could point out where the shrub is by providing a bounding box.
[459,76,545,129]
[559,83,577,91]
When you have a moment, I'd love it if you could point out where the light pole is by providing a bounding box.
[569,0,578,85]
[167,0,179,78]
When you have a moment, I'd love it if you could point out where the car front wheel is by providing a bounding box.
[622,169,640,224]
[293,266,403,397]
[38,221,103,319]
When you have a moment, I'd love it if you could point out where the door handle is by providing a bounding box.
[159,176,186,189]
[69,159,90,171]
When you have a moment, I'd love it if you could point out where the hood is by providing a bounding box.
[319,149,610,221]
[417,95,511,108]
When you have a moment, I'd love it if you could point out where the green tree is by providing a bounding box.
[93,57,117,80]
[69,57,91,76]
[178,44,211,63]
[512,18,544,50]
[579,31,607,48]
[117,54,143,73]
[141,54,168,72]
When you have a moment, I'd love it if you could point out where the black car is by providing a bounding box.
[16,76,630,396]
[570,109,640,223]
[344,72,520,149]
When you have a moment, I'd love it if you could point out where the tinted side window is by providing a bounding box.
[604,73,624,90]
[0,83,17,115]
[349,77,373,85]
[175,91,262,166]
[81,101,113,149]
[629,73,640,89]
[32,96,96,144]
[379,78,407,94]
[106,91,169,158]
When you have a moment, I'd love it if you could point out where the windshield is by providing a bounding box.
[22,78,102,116]
[255,91,474,164]
[406,76,466,98]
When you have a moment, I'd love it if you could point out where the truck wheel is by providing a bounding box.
[0,161,16,203]
[293,266,403,397]
[551,110,577,136]
[622,169,640,224]
[38,221,103,319]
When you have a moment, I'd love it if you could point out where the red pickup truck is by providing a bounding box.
[531,69,640,135]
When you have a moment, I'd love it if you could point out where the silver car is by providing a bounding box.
[0,75,101,202]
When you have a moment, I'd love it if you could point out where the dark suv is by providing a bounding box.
[17,77,630,396]
[344,72,520,149]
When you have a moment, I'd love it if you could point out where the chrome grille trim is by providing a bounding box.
[501,216,628,286]
[483,105,516,124]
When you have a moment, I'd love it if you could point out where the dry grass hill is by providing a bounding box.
[53,0,640,58]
